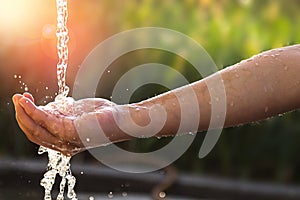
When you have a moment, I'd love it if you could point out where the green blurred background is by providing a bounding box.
[1,0,300,184]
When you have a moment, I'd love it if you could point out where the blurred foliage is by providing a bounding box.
[1,0,300,184]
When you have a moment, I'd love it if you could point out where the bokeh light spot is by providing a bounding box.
[42,24,56,39]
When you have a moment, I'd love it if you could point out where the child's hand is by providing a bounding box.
[12,93,122,156]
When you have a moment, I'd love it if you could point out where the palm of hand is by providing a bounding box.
[13,93,116,156]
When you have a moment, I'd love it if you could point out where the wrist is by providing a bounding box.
[114,103,152,138]
[133,98,180,137]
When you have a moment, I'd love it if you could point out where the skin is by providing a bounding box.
[13,44,300,156]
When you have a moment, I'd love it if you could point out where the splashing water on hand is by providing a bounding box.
[38,0,77,199]
[39,146,77,200]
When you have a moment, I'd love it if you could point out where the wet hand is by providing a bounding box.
[12,93,119,156]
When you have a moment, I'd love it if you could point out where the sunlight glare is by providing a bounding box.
[0,0,55,38]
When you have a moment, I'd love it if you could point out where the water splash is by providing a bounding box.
[56,0,70,97]
[38,0,77,199]
[39,146,77,200]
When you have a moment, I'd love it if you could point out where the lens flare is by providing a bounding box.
[42,24,56,39]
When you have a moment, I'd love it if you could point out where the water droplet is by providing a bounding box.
[271,54,275,58]
[278,48,283,52]
[126,88,129,91]
[108,192,114,198]
[159,191,166,198]
[24,86,29,91]
[264,107,269,113]
[38,146,47,155]
[255,63,259,66]
[86,138,90,142]
[13,75,17,79]
[122,192,128,197]
[107,70,111,73]
[80,171,84,175]
[89,197,94,200]
[18,75,22,79]
[135,107,140,111]
[45,87,49,90]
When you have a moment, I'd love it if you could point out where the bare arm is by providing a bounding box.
[13,44,300,155]
[125,44,300,137]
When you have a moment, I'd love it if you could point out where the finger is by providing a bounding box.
[14,99,78,155]
[18,117,68,154]
[13,95,25,122]
[15,101,59,146]
[17,114,55,145]
[13,94,23,118]
[15,99,44,137]
[18,97,49,127]
[19,97,78,148]
[12,94,23,106]
[23,92,34,103]
[18,97,62,135]
[16,110,78,156]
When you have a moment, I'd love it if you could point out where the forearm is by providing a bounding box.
[131,44,300,137]
[219,44,300,126]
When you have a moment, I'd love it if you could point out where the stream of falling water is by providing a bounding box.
[38,0,77,199]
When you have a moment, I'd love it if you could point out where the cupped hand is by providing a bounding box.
[12,93,122,156]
